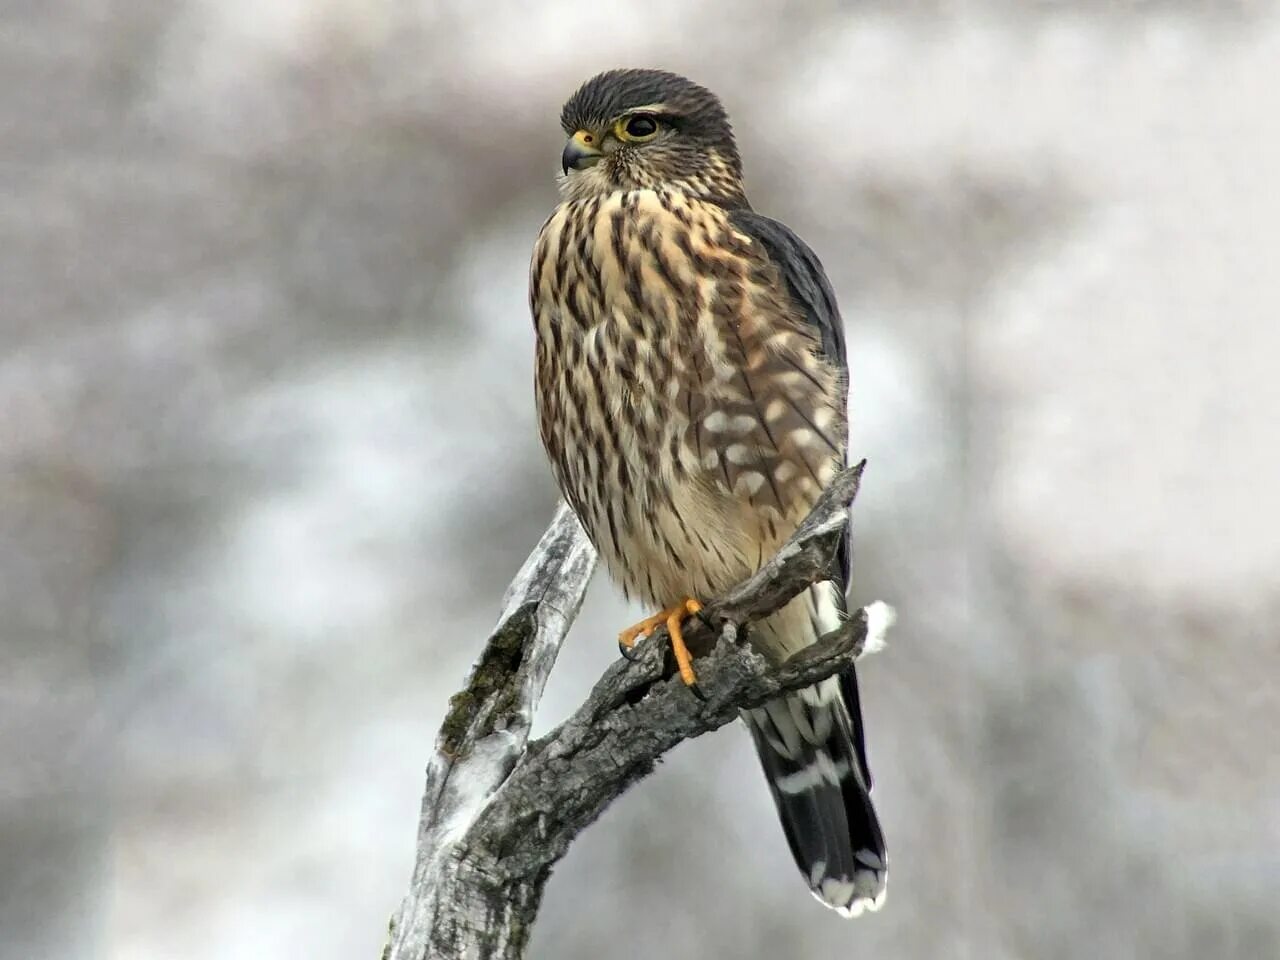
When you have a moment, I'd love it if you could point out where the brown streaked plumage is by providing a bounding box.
[530,68,888,916]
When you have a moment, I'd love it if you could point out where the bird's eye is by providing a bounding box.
[619,114,659,141]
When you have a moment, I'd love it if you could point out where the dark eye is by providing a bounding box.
[623,114,659,139]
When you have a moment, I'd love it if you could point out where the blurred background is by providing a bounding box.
[3,2,1278,958]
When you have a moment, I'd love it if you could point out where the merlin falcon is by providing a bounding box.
[530,68,887,916]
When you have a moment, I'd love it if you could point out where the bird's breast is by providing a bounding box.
[529,189,845,606]
[530,189,720,473]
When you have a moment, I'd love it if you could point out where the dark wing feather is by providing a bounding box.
[729,210,848,380]
[730,209,872,787]
[729,209,852,586]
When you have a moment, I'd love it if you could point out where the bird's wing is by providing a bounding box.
[730,210,880,827]
[729,208,852,586]
[728,210,848,390]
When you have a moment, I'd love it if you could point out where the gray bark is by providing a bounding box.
[384,461,894,960]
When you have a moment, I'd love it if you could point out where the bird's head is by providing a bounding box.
[557,69,745,205]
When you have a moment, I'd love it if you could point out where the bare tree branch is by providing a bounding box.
[384,460,894,960]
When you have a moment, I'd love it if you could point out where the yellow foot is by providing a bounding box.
[618,598,706,697]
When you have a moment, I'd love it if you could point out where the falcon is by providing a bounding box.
[529,68,887,916]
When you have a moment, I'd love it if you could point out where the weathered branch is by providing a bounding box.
[385,460,894,960]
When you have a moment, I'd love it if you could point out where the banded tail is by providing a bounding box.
[745,640,887,915]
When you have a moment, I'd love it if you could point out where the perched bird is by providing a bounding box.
[529,68,887,916]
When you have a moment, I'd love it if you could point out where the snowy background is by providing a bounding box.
[2,2,1278,958]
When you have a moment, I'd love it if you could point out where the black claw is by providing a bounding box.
[693,609,716,633]
[687,680,707,702]
[618,640,640,662]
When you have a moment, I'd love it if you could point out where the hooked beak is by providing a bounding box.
[561,130,603,174]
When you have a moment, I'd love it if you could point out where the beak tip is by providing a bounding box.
[561,136,601,176]
[560,143,579,176]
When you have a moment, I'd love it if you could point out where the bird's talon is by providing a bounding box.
[617,612,665,662]
[617,638,640,661]
[688,681,707,702]
[666,599,702,690]
[618,597,706,685]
